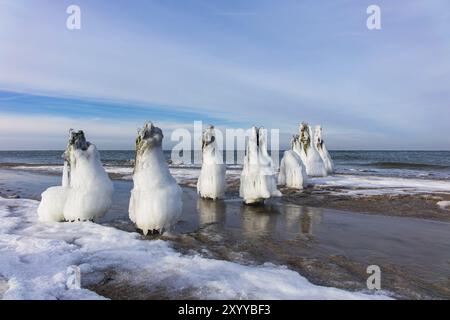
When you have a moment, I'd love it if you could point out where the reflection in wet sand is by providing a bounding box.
[195,195,325,239]
[196,196,325,240]
[283,205,323,235]
[240,204,280,236]
[197,198,227,226]
[239,202,323,237]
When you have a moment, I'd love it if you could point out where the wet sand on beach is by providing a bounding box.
[279,187,450,222]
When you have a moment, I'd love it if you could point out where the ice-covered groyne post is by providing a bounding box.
[129,122,182,235]
[239,126,281,205]
[299,123,327,177]
[278,135,308,189]
[63,130,114,222]
[197,125,226,200]
[38,130,114,222]
[314,125,334,174]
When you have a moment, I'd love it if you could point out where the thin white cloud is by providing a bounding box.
[0,114,191,150]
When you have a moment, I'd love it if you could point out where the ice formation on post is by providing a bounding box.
[37,186,69,222]
[38,130,114,222]
[314,125,334,174]
[298,123,327,177]
[278,135,307,189]
[63,130,114,221]
[129,122,182,235]
[239,126,281,205]
[197,125,226,200]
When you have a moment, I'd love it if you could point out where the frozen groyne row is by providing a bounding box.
[37,121,335,235]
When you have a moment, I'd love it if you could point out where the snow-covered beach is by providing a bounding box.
[0,194,394,300]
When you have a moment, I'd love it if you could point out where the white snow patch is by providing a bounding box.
[311,175,450,196]
[0,197,391,300]
[437,201,450,210]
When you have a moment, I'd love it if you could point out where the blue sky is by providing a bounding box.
[0,0,449,150]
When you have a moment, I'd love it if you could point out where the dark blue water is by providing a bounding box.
[0,150,449,180]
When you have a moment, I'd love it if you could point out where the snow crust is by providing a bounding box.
[311,175,450,196]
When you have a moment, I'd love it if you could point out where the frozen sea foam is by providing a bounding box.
[129,122,182,234]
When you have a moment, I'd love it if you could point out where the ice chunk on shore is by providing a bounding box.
[298,123,327,177]
[129,122,182,234]
[197,125,226,200]
[38,130,113,222]
[240,127,281,204]
[38,187,69,222]
[314,125,334,174]
[278,148,307,189]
